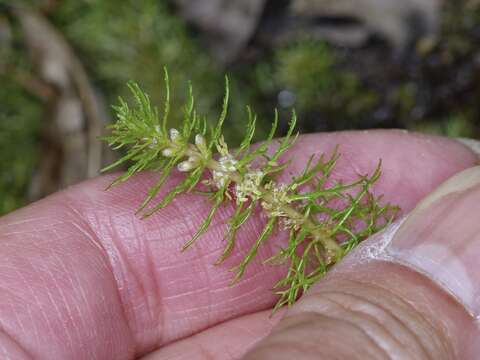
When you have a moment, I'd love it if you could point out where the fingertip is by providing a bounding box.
[457,137,480,159]
[2,130,477,359]
[290,130,478,213]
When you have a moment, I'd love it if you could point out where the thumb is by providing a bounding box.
[244,166,480,359]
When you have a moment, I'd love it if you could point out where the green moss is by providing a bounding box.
[258,40,379,129]
[0,0,254,214]
[413,113,476,138]
[276,41,336,109]
[0,82,41,214]
[2,0,480,214]
[50,0,255,143]
[392,82,418,119]
[440,2,480,59]
[0,9,42,214]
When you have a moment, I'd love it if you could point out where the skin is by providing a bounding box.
[0,129,478,359]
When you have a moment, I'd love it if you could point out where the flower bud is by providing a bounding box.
[195,134,206,148]
[169,128,181,142]
[162,147,175,157]
[188,154,201,166]
[177,160,194,172]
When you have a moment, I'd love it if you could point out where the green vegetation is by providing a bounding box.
[266,40,379,129]
[413,113,476,138]
[1,1,480,215]
[0,83,41,213]
[52,1,221,120]
[102,74,398,308]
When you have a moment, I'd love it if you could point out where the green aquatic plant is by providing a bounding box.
[102,69,399,309]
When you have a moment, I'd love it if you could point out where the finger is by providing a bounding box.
[141,310,283,360]
[0,131,476,359]
[244,166,480,359]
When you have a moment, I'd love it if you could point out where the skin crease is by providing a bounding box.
[0,130,478,360]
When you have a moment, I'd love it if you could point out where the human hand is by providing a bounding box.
[0,130,478,359]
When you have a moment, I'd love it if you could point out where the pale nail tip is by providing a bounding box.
[333,217,407,269]
[457,137,480,157]
[386,243,478,319]
[413,165,480,213]
[340,216,479,318]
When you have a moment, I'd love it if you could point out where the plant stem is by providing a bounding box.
[174,138,343,264]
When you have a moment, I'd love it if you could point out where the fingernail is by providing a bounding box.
[384,166,480,318]
[457,138,480,158]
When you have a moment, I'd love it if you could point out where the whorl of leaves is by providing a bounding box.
[102,68,399,309]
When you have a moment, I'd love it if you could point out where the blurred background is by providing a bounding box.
[1,0,479,215]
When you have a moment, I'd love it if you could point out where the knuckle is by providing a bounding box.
[291,280,455,359]
[251,311,389,360]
